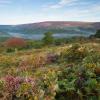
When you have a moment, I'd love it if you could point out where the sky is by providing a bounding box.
[0,0,100,25]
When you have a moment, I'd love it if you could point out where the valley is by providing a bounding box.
[0,21,98,40]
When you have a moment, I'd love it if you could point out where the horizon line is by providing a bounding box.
[0,20,100,26]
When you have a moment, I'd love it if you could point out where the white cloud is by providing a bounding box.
[40,0,100,22]
[43,0,78,9]
[61,3,100,22]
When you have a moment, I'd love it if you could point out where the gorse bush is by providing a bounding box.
[61,44,88,63]
[82,52,100,68]
[0,55,20,67]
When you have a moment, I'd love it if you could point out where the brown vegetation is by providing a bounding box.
[4,37,27,48]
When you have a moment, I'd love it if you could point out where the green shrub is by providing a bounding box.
[56,65,100,100]
[6,48,15,53]
[61,44,88,63]
[27,40,43,49]
[82,52,100,68]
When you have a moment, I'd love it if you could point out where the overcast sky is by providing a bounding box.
[0,0,100,25]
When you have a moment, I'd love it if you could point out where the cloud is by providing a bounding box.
[41,0,100,22]
[61,2,100,22]
[43,0,78,9]
[0,0,12,6]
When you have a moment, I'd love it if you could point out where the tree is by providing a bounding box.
[94,30,100,38]
[42,32,54,45]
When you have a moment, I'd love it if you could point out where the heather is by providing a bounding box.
[0,36,100,100]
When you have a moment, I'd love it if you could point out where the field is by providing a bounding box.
[0,36,100,100]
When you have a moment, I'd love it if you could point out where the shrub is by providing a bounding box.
[20,53,47,68]
[4,37,27,49]
[6,48,15,53]
[56,65,100,100]
[39,69,58,99]
[82,52,100,68]
[46,53,59,64]
[27,40,43,49]
[0,55,19,67]
[61,44,88,63]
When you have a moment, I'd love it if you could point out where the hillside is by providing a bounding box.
[0,21,100,40]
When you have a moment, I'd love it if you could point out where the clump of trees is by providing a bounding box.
[90,30,100,38]
[42,32,54,45]
[26,32,54,48]
[94,30,100,38]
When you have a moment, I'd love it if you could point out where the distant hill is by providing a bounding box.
[0,21,100,40]
[14,21,100,30]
